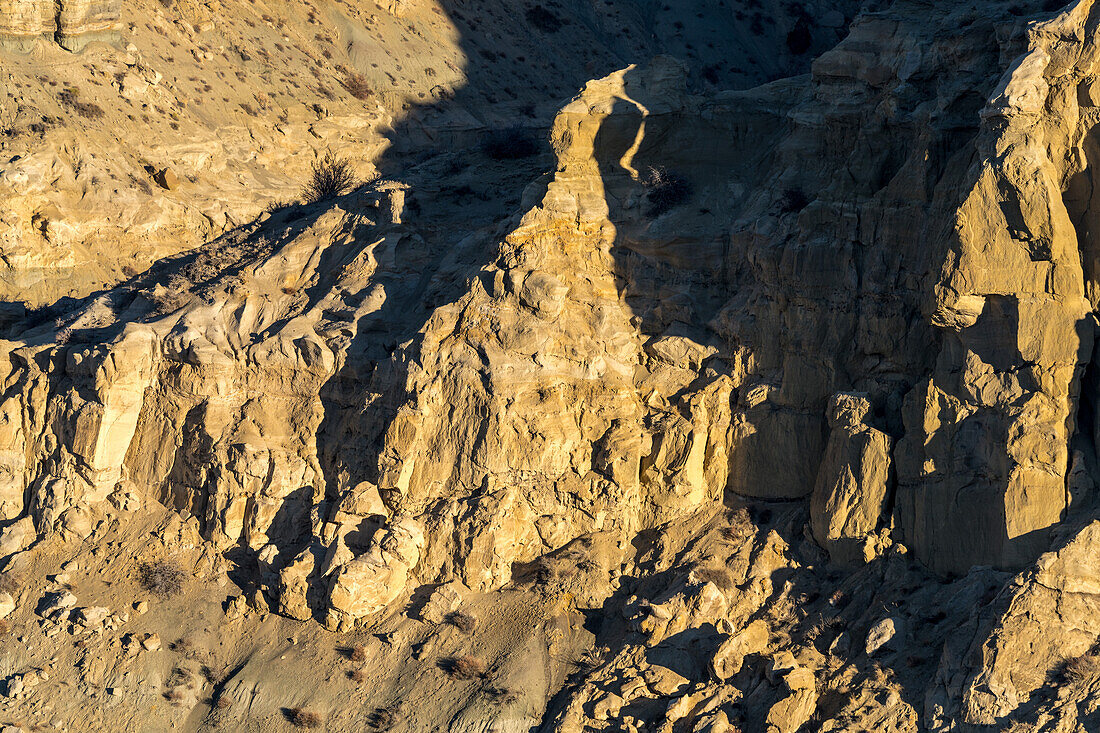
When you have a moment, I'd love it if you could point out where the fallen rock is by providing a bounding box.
[865,617,899,656]
[712,619,768,680]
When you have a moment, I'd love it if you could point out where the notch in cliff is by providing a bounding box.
[0,0,121,52]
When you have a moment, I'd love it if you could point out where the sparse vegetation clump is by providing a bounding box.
[348,644,368,662]
[368,706,402,730]
[786,21,812,55]
[482,126,538,160]
[302,151,357,203]
[1062,652,1100,684]
[343,72,375,101]
[484,686,519,707]
[642,166,691,216]
[780,187,810,213]
[137,559,185,598]
[442,655,487,680]
[694,565,734,590]
[719,507,753,543]
[287,708,323,728]
[526,4,563,32]
[58,88,104,120]
[445,610,477,634]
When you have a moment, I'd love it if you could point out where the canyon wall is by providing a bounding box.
[0,0,121,51]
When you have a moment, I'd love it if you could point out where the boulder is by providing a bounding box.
[325,516,424,630]
[712,619,769,680]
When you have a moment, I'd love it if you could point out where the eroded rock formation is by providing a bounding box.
[0,0,121,51]
[0,0,1098,730]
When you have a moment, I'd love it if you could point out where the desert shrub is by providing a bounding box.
[348,644,367,662]
[287,708,323,728]
[265,198,297,213]
[149,272,195,315]
[484,686,519,706]
[694,566,733,590]
[803,613,843,644]
[442,655,486,680]
[368,706,401,729]
[482,126,538,160]
[781,187,809,212]
[445,611,477,634]
[343,72,375,101]
[302,151,356,203]
[215,695,233,710]
[137,560,185,598]
[1062,652,1100,684]
[348,668,367,683]
[720,507,753,543]
[526,4,563,32]
[642,166,691,216]
[58,88,104,119]
[786,22,812,54]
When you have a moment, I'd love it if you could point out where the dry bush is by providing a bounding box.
[525,4,563,31]
[348,645,367,662]
[149,273,195,315]
[484,686,519,707]
[58,88,104,119]
[215,695,233,710]
[694,566,733,591]
[1063,652,1100,684]
[343,72,375,101]
[445,611,477,634]
[348,668,367,683]
[266,198,297,213]
[803,614,842,644]
[164,686,189,704]
[443,655,486,680]
[137,560,185,598]
[641,166,691,216]
[302,151,356,203]
[368,706,401,729]
[287,708,323,728]
[780,188,810,213]
[0,571,22,595]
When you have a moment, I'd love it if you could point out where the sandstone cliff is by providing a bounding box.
[0,0,122,51]
[0,0,1093,731]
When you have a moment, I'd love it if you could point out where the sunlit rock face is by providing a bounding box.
[5,0,1100,730]
[0,0,121,51]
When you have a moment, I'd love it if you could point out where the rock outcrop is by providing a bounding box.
[811,393,893,564]
[0,0,121,51]
[0,0,1100,730]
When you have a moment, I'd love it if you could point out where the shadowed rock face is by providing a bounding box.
[0,0,121,51]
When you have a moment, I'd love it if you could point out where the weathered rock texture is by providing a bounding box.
[0,0,1099,730]
[0,0,121,51]
[811,393,893,563]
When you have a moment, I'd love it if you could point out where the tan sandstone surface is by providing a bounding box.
[0,0,1096,731]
